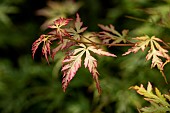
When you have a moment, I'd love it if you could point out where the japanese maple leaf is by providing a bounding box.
[87,46,117,57]
[74,13,88,34]
[84,50,100,93]
[123,35,169,70]
[131,82,170,113]
[62,44,86,92]
[48,17,72,41]
[66,13,87,40]
[98,24,128,45]
[32,34,55,63]
[146,49,167,70]
[61,44,116,93]
[122,35,150,55]
[123,35,170,82]
[85,46,116,93]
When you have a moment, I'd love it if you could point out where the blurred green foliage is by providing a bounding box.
[0,0,170,113]
[36,0,82,29]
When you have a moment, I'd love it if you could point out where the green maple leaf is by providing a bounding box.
[97,24,128,45]
[67,13,87,40]
[131,82,170,113]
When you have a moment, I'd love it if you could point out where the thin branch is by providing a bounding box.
[125,15,148,23]
[81,35,97,44]
[63,35,170,49]
[64,36,135,46]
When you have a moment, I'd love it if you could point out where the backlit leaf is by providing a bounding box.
[62,45,85,92]
[48,17,72,41]
[84,49,101,93]
[123,35,170,82]
[122,35,150,56]
[67,13,87,41]
[97,24,128,45]
[32,34,55,63]
[88,46,117,57]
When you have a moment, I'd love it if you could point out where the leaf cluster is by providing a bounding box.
[123,35,170,82]
[32,14,117,93]
[32,12,170,94]
[131,82,170,113]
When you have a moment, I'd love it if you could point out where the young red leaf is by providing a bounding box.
[32,34,45,59]
[48,17,72,41]
[42,40,51,63]
[32,34,53,63]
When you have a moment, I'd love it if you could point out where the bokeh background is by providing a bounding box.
[0,0,170,113]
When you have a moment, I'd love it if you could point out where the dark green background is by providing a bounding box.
[0,0,170,113]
